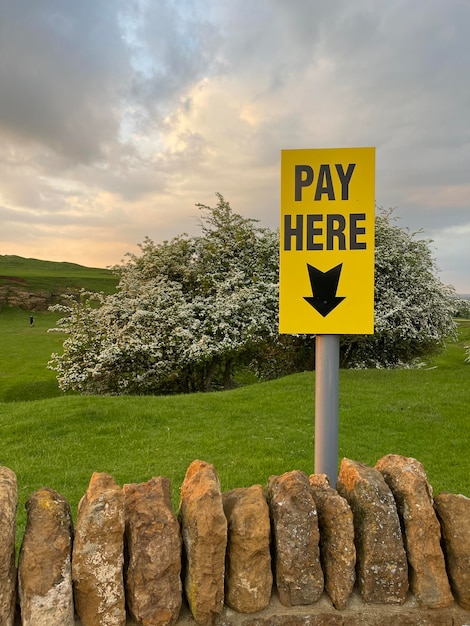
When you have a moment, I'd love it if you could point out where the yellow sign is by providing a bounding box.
[279,147,375,334]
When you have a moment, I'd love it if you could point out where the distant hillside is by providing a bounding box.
[0,255,118,311]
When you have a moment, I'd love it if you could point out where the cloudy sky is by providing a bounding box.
[1,0,469,292]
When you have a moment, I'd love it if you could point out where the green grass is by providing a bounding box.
[0,304,469,552]
[0,254,117,294]
[0,307,68,401]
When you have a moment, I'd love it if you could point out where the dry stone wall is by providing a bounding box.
[0,455,469,626]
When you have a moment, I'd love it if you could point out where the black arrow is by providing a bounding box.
[304,263,345,317]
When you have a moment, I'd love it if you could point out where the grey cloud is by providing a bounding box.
[0,0,224,163]
[0,0,131,163]
[139,2,220,97]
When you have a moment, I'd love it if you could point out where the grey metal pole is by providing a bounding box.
[314,334,340,485]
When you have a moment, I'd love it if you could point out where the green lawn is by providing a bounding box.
[0,305,469,550]
[0,307,67,401]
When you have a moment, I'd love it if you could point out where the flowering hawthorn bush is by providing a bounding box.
[49,195,279,393]
[48,199,457,394]
[341,209,456,367]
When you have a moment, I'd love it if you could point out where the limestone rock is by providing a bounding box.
[18,488,74,625]
[434,492,470,610]
[178,460,227,626]
[123,477,182,626]
[266,470,323,606]
[0,466,17,626]
[309,473,356,610]
[336,458,408,604]
[223,485,273,613]
[376,454,453,608]
[0,287,53,311]
[72,472,126,626]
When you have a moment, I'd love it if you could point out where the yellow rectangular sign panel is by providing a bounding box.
[279,147,375,334]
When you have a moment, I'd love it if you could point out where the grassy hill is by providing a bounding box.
[0,255,117,306]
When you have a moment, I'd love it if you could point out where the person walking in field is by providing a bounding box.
[29,315,34,327]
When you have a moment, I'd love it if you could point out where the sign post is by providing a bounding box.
[314,334,340,483]
[279,147,375,483]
